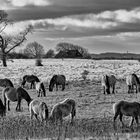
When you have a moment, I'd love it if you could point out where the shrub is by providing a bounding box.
[35,59,43,66]
[81,70,89,80]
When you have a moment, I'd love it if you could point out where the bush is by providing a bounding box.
[35,59,43,66]
[81,70,89,80]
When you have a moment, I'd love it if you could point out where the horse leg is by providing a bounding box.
[129,117,134,127]
[56,84,58,91]
[4,95,7,110]
[136,85,138,94]
[112,85,115,94]
[8,100,10,111]
[119,113,125,127]
[17,99,21,111]
[34,114,39,122]
[62,84,65,91]
[30,82,33,89]
[135,116,139,127]
[71,108,76,124]
[103,86,105,94]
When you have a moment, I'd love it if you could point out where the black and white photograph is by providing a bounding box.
[1,0,140,139]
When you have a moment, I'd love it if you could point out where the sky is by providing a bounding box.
[1,0,140,54]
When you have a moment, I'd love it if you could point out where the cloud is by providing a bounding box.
[8,0,51,7]
[3,7,140,37]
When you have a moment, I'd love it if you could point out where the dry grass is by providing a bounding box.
[0,79,140,139]
[0,59,140,139]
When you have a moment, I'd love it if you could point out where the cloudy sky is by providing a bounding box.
[1,0,140,53]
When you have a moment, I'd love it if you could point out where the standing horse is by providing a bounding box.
[21,75,40,89]
[101,74,116,94]
[3,87,32,111]
[35,82,46,97]
[49,75,66,92]
[29,99,48,122]
[0,78,14,87]
[0,98,6,117]
[126,73,140,93]
[49,98,76,124]
[113,100,140,128]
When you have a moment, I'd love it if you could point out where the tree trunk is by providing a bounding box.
[2,53,7,67]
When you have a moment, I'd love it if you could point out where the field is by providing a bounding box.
[1,59,140,140]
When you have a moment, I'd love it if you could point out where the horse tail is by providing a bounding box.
[41,82,46,97]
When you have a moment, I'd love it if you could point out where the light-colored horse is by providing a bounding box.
[35,82,46,97]
[113,100,140,128]
[126,73,140,93]
[49,98,76,124]
[101,74,116,94]
[3,87,32,111]
[29,99,48,122]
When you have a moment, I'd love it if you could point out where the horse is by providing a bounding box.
[21,75,40,89]
[113,100,140,128]
[35,82,46,97]
[0,98,6,117]
[29,99,49,122]
[126,73,140,93]
[49,75,66,92]
[49,98,76,124]
[3,86,32,111]
[0,78,14,87]
[101,74,116,94]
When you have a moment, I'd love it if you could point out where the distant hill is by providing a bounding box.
[91,52,140,60]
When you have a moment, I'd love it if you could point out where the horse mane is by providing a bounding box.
[4,78,14,87]
[17,87,32,103]
[132,73,140,84]
[50,75,57,85]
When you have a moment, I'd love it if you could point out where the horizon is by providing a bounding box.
[1,0,140,53]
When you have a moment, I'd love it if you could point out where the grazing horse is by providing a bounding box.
[49,75,66,92]
[101,74,116,94]
[113,100,140,128]
[0,78,14,87]
[35,82,46,97]
[29,99,48,122]
[21,75,40,89]
[0,98,6,117]
[49,98,76,124]
[3,87,32,111]
[126,73,140,93]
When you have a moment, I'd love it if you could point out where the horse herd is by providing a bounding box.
[0,73,140,129]
[102,73,140,129]
[0,74,76,124]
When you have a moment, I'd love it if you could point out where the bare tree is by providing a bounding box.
[0,10,32,66]
[24,41,44,58]
[1,26,32,66]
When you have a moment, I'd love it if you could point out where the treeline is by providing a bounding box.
[5,41,140,60]
[91,53,140,60]
[6,42,91,59]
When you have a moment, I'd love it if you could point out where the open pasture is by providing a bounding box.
[0,59,140,139]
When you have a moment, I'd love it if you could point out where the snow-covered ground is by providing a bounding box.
[1,59,140,85]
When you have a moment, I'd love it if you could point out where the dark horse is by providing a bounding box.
[126,73,140,93]
[0,78,14,87]
[113,100,140,128]
[3,87,32,111]
[21,75,40,89]
[101,74,116,94]
[49,75,66,92]
[0,98,6,117]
